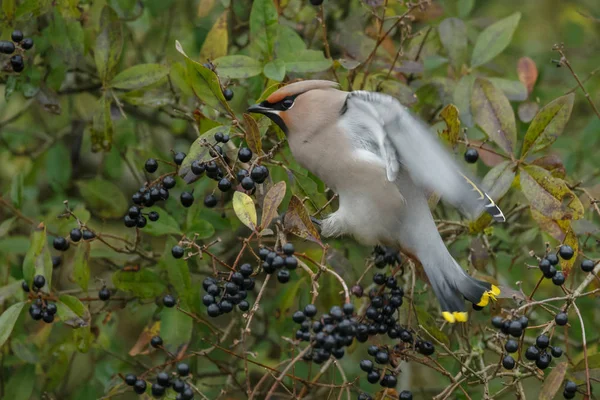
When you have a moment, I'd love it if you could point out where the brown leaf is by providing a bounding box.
[531,209,568,242]
[472,78,517,155]
[243,113,263,155]
[531,154,566,178]
[517,56,538,94]
[284,195,320,243]
[539,362,567,400]
[439,104,460,148]
[470,237,489,271]
[260,181,286,230]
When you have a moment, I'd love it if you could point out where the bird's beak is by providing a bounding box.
[247,103,270,115]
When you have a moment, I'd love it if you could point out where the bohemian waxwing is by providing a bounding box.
[247,80,504,323]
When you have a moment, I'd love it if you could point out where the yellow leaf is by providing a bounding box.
[199,11,228,61]
[439,104,460,148]
[233,191,257,230]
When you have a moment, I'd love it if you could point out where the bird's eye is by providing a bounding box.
[282,99,294,109]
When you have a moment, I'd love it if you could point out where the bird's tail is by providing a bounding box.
[418,246,500,323]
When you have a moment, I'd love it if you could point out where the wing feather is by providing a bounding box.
[341,91,505,222]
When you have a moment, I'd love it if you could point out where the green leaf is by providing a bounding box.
[199,11,228,61]
[4,364,35,400]
[15,0,52,19]
[95,6,124,83]
[521,93,575,157]
[481,160,516,201]
[161,238,193,307]
[22,224,52,291]
[186,219,215,239]
[213,55,263,79]
[0,216,16,238]
[160,308,193,351]
[10,173,23,209]
[2,0,15,20]
[439,104,460,148]
[112,269,166,299]
[76,178,127,219]
[73,241,90,291]
[249,0,279,56]
[471,78,516,155]
[57,295,89,328]
[0,302,26,348]
[46,143,72,191]
[141,207,182,236]
[486,78,528,101]
[471,12,521,67]
[91,95,114,151]
[175,41,234,115]
[438,18,467,71]
[520,165,584,221]
[282,50,332,73]
[110,64,170,90]
[263,60,286,81]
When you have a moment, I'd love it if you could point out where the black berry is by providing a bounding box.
[546,253,559,265]
[145,158,158,173]
[536,352,551,369]
[399,391,413,400]
[70,228,82,242]
[536,335,550,349]
[177,363,190,376]
[223,88,234,101]
[552,271,565,286]
[151,383,165,397]
[173,152,186,165]
[359,359,373,372]
[150,336,163,348]
[525,345,540,361]
[180,192,194,207]
[52,256,62,268]
[555,312,568,326]
[149,211,160,221]
[134,379,147,394]
[250,165,269,184]
[163,294,176,308]
[10,55,24,72]
[136,216,147,228]
[241,177,255,191]
[218,178,232,192]
[238,148,252,163]
[53,236,69,251]
[21,38,34,50]
[505,339,519,353]
[99,287,111,301]
[125,374,137,386]
[11,30,24,42]
[581,259,595,272]
[310,0,324,6]
[204,194,218,208]
[22,281,30,292]
[464,148,479,163]
[551,346,563,358]
[33,275,45,289]
[277,269,290,283]
[82,230,95,240]
[559,245,574,260]
[172,246,184,258]
[502,355,515,369]
[0,40,15,54]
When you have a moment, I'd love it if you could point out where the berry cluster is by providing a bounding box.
[491,315,528,369]
[372,245,402,268]
[201,266,254,318]
[562,380,579,399]
[359,346,398,388]
[53,228,95,252]
[524,334,562,370]
[259,243,298,283]
[124,363,194,399]
[23,275,56,323]
[356,275,406,341]
[292,303,356,363]
[0,29,33,73]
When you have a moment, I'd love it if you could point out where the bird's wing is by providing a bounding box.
[340,90,505,222]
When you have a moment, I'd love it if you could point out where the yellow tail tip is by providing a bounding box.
[442,311,469,323]
[442,312,455,323]
[476,285,501,307]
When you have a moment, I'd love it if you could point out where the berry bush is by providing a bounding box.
[1,1,600,399]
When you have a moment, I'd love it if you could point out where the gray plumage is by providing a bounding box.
[247,80,503,323]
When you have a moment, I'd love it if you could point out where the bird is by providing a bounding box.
[247,80,504,323]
